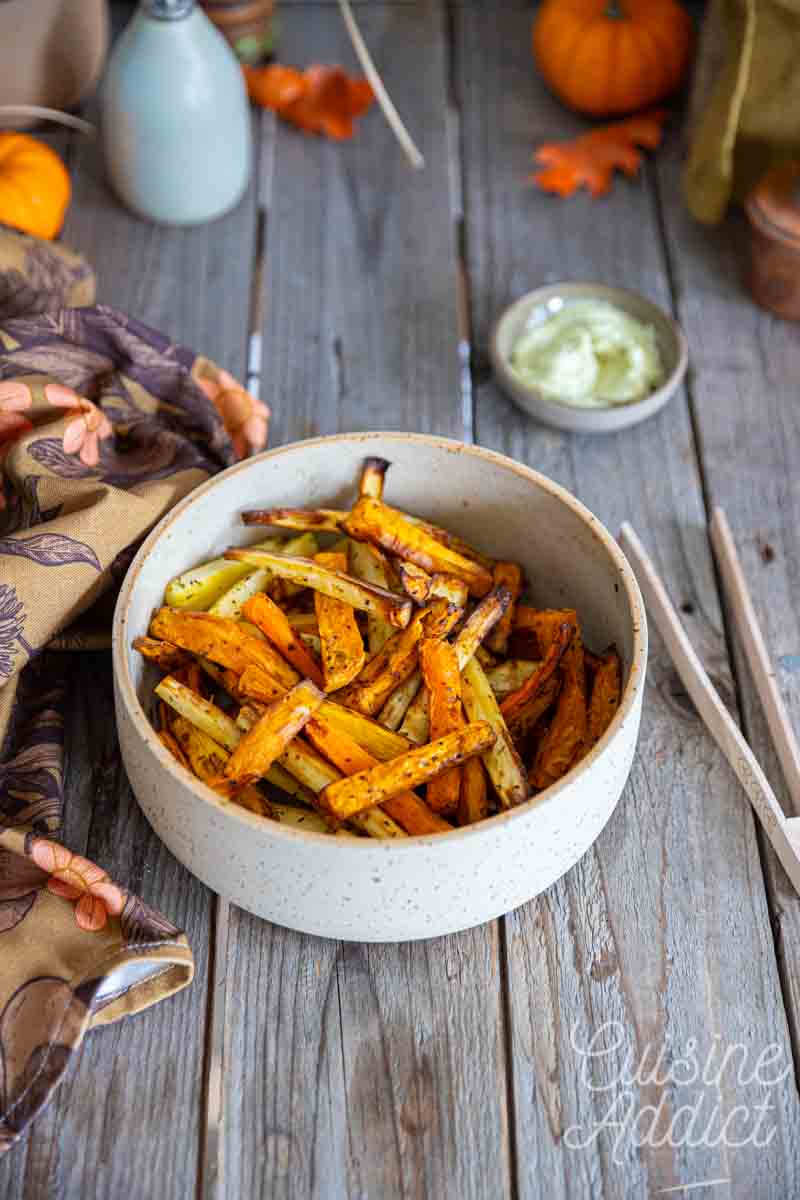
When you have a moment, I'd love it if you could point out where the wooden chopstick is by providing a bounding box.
[619,521,800,896]
[709,506,800,815]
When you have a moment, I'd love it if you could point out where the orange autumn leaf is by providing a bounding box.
[243,63,374,141]
[530,111,667,199]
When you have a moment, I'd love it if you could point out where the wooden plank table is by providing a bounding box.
[3,2,800,1196]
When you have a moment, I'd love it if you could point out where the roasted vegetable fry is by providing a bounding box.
[158,728,192,770]
[317,700,414,761]
[398,684,429,745]
[378,669,422,730]
[313,550,366,691]
[403,514,494,572]
[171,714,230,781]
[487,562,523,656]
[514,607,578,655]
[320,721,495,820]
[486,659,540,698]
[155,675,241,751]
[396,561,468,609]
[133,636,191,673]
[343,498,493,597]
[226,679,323,783]
[232,787,273,817]
[241,508,346,533]
[500,623,575,723]
[420,638,465,814]
[530,631,588,790]
[453,586,512,669]
[224,547,413,628]
[586,647,622,748]
[459,757,490,825]
[264,762,318,808]
[461,657,529,808]
[209,533,316,618]
[164,536,284,611]
[150,608,299,690]
[242,592,324,688]
[271,802,332,833]
[304,716,451,834]
[359,456,391,500]
[505,675,560,744]
[348,540,396,654]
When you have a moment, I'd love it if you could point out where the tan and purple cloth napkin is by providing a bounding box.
[0,226,270,1155]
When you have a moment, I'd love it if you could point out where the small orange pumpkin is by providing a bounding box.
[532,0,693,119]
[0,133,71,240]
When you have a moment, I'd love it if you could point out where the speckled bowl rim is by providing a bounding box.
[113,432,648,851]
[489,282,689,417]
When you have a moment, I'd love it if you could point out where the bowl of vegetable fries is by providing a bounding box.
[113,433,647,941]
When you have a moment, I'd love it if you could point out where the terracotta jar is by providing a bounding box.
[745,162,800,322]
[200,0,276,64]
[0,0,108,120]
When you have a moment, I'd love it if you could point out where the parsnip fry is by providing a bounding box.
[163,536,283,610]
[171,714,230,782]
[317,701,414,761]
[225,680,324,783]
[349,540,396,654]
[403,513,495,571]
[158,729,192,771]
[487,562,523,655]
[155,675,241,751]
[133,636,191,673]
[531,633,588,790]
[271,802,332,833]
[459,757,490,825]
[243,592,324,687]
[224,547,413,628]
[500,623,575,722]
[209,531,319,618]
[486,659,540,698]
[461,657,529,808]
[264,763,318,808]
[338,615,423,716]
[378,669,422,730]
[359,456,391,500]
[277,737,407,839]
[313,551,366,691]
[396,561,468,610]
[320,721,495,820]
[399,684,429,744]
[453,586,512,669]
[343,497,493,597]
[150,608,299,689]
[420,638,465,814]
[305,717,451,835]
[241,508,347,533]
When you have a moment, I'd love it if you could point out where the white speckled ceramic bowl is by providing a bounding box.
[113,433,647,942]
[490,283,688,434]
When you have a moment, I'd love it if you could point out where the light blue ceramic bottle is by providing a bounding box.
[101,0,251,225]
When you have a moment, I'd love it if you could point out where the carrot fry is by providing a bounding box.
[225,679,324,783]
[461,657,529,808]
[420,638,464,814]
[133,636,191,673]
[530,630,588,790]
[505,675,561,744]
[513,607,578,654]
[304,716,451,834]
[320,722,496,820]
[486,562,523,655]
[586,647,622,748]
[500,623,575,722]
[242,592,324,687]
[359,456,391,500]
[402,513,495,571]
[223,547,413,628]
[343,497,493,597]
[241,508,347,533]
[313,551,366,691]
[149,608,299,689]
[459,757,490,825]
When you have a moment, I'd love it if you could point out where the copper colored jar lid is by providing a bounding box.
[745,161,800,249]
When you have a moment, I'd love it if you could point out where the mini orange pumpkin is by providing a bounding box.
[532,0,693,119]
[0,133,71,240]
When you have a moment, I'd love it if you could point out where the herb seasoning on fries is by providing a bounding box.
[134,458,622,837]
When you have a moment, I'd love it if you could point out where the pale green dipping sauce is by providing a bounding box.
[509,299,665,408]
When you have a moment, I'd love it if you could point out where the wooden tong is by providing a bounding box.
[620,511,800,896]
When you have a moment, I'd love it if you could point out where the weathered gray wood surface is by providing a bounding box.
[4,1,800,1198]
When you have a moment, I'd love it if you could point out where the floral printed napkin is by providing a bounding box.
[0,227,270,1155]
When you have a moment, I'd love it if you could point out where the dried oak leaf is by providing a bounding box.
[243,63,373,141]
[531,110,667,198]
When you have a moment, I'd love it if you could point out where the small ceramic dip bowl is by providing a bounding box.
[490,282,688,435]
[113,433,648,942]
